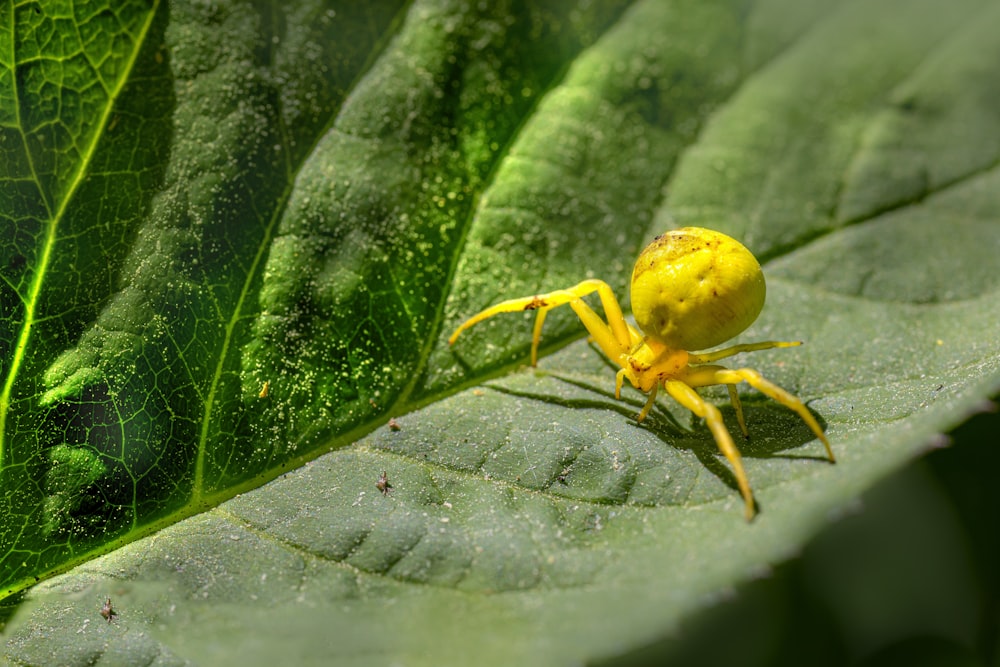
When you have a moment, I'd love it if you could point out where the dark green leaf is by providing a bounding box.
[2,0,999,664]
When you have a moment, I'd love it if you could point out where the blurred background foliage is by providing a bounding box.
[599,401,1000,667]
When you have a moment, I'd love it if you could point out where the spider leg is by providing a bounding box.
[688,340,801,364]
[636,383,659,422]
[664,379,756,520]
[615,368,628,400]
[684,365,834,462]
[449,279,634,366]
[727,385,748,438]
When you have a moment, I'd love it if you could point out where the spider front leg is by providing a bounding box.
[684,365,834,462]
[688,342,804,439]
[664,379,756,520]
[449,279,638,366]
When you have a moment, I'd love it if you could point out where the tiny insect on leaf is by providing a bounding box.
[100,597,117,623]
[376,471,393,496]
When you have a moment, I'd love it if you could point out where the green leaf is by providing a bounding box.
[2,0,1000,664]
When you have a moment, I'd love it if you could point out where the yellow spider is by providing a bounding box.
[449,227,834,520]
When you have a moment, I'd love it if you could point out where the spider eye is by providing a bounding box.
[630,227,766,350]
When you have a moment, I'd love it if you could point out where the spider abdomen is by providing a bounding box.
[630,227,766,351]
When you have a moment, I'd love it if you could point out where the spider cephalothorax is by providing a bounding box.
[449,227,833,520]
